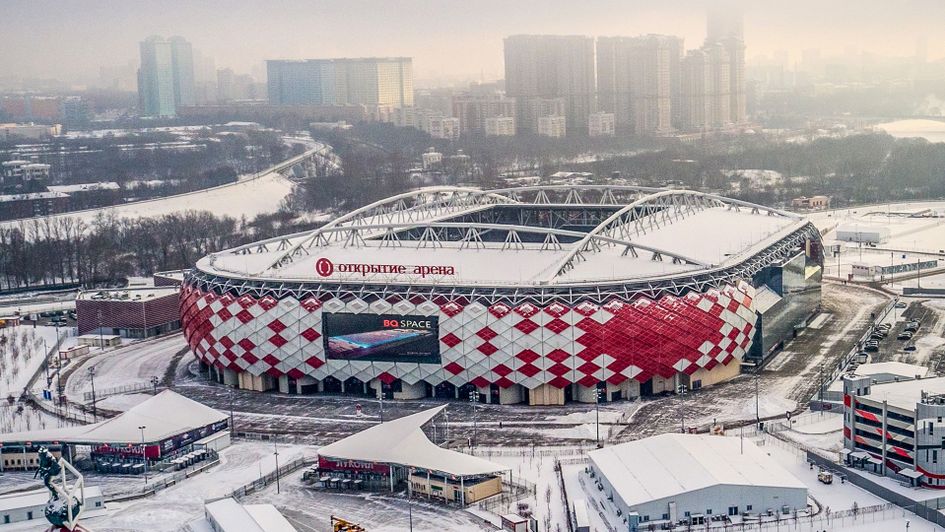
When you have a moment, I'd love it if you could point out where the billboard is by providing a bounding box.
[323,313,440,364]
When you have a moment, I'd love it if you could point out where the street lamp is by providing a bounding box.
[469,390,479,449]
[595,384,604,447]
[87,366,97,421]
[97,309,104,351]
[138,425,148,484]
[676,384,688,433]
[377,383,385,423]
[273,437,281,494]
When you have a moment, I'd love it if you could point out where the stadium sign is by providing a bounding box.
[315,258,455,278]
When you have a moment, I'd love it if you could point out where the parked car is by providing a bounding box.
[864,344,880,352]
[903,343,917,352]
[905,324,919,333]
[895,302,908,309]
[897,331,914,340]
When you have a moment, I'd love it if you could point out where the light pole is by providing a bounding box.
[97,309,104,351]
[273,437,281,494]
[88,366,97,421]
[377,383,385,423]
[138,425,148,484]
[676,384,688,433]
[469,389,479,449]
[595,387,600,444]
[755,368,761,429]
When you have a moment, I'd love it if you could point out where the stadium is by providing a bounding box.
[180,186,823,405]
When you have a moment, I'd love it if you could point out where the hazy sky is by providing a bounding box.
[3,0,943,86]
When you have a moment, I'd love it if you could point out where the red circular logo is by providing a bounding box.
[315,258,334,277]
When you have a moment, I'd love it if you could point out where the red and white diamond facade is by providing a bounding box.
[182,186,822,401]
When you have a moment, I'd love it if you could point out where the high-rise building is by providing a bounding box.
[266,58,413,108]
[169,37,196,108]
[451,94,516,134]
[520,97,566,133]
[588,112,615,137]
[484,116,516,137]
[504,35,596,132]
[137,36,196,117]
[705,8,746,124]
[597,35,681,135]
[679,49,711,131]
[537,115,567,138]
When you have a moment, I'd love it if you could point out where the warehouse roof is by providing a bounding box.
[588,434,806,508]
[0,390,227,445]
[318,405,508,477]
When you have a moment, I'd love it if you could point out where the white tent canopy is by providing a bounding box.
[0,390,227,445]
[318,405,507,477]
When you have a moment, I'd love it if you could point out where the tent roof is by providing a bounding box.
[317,405,507,477]
[0,390,227,446]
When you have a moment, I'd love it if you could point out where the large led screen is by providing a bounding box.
[323,313,441,364]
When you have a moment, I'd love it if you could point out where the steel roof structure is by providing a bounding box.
[189,186,817,305]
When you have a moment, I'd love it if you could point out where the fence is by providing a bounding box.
[221,456,314,501]
[106,453,221,503]
[807,450,945,527]
[83,381,164,402]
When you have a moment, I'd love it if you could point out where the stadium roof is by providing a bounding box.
[588,434,806,507]
[0,390,227,445]
[317,405,508,477]
[197,186,811,289]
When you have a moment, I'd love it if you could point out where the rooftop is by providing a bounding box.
[588,434,806,508]
[318,405,508,477]
[77,287,179,302]
[197,186,808,288]
[857,375,945,410]
[0,390,227,445]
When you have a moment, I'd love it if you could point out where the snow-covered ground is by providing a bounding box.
[65,334,185,403]
[0,170,294,233]
[0,325,71,399]
[875,119,945,143]
[60,441,316,532]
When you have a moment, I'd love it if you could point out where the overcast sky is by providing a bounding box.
[3,0,942,86]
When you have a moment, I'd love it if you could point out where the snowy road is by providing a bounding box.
[65,334,186,403]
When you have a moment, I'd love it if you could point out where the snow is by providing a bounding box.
[588,434,806,507]
[95,393,152,411]
[75,441,315,532]
[875,119,945,143]
[65,334,185,402]
[318,405,508,477]
[0,325,67,398]
[0,170,293,232]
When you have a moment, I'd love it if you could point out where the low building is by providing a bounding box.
[537,115,566,138]
[316,405,508,505]
[842,375,945,487]
[0,191,70,221]
[0,390,228,473]
[76,287,181,338]
[0,316,21,328]
[201,498,297,532]
[421,148,443,170]
[484,116,516,136]
[0,123,61,140]
[822,361,929,403]
[587,434,808,528]
[421,115,460,140]
[1,160,51,193]
[0,487,105,525]
[588,112,615,137]
[47,182,121,210]
[836,224,890,244]
[76,334,121,348]
[154,270,186,287]
[791,196,831,210]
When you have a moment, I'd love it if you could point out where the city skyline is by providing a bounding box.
[3,0,944,88]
